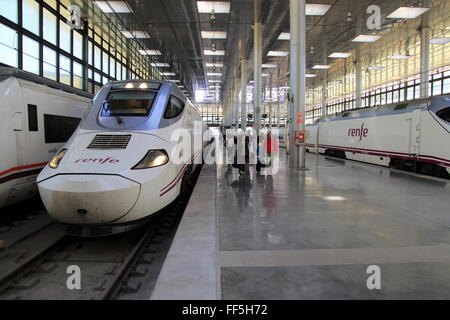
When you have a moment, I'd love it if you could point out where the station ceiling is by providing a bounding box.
[118,0,428,100]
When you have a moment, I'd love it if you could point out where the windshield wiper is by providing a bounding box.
[115,115,123,124]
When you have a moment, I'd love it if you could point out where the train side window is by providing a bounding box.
[27,104,38,131]
[44,114,81,143]
[164,96,185,119]
[394,104,407,110]
[436,107,450,123]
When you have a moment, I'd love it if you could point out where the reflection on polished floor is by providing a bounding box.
[153,150,450,299]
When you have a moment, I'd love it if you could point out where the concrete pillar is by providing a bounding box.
[254,0,262,135]
[321,18,327,117]
[262,78,265,127]
[269,73,273,128]
[289,0,306,169]
[231,82,236,128]
[356,46,362,108]
[277,68,281,128]
[234,73,239,130]
[355,14,363,108]
[241,48,247,129]
[420,0,430,98]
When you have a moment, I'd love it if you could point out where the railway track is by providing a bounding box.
[0,166,200,300]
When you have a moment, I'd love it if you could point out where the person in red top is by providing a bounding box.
[263,130,279,155]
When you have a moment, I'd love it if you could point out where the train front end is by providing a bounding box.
[37,80,187,236]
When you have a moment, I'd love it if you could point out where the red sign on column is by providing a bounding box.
[294,130,305,146]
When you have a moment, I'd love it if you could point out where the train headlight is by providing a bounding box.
[132,150,169,169]
[49,149,67,169]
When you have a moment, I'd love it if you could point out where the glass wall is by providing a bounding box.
[0,0,161,94]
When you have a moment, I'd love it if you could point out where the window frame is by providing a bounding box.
[163,95,185,119]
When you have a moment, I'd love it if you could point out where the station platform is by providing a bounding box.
[151,151,450,299]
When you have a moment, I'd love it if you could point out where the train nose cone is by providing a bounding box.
[38,175,140,224]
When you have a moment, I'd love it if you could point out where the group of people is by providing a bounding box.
[231,130,279,175]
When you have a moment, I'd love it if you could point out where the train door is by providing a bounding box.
[408,110,421,156]
[4,82,39,206]
[315,122,320,153]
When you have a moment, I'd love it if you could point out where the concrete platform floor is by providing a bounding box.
[151,151,450,299]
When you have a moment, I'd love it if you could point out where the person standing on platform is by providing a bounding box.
[263,130,279,160]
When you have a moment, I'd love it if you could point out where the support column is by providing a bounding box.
[355,14,363,108]
[262,79,266,127]
[241,48,247,129]
[230,82,235,127]
[355,46,362,107]
[269,73,273,128]
[254,0,262,135]
[277,68,281,128]
[420,0,430,98]
[321,17,327,117]
[289,0,306,169]
[234,73,240,130]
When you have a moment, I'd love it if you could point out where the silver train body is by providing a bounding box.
[37,80,205,236]
[0,67,91,209]
[305,96,450,178]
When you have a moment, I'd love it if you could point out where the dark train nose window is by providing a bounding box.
[164,96,185,119]
[101,90,156,117]
[436,107,450,123]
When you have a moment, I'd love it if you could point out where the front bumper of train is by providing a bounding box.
[38,169,182,225]
[38,174,141,224]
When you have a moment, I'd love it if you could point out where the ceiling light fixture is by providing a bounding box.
[201,31,227,39]
[150,62,170,67]
[267,50,289,57]
[121,30,150,38]
[386,7,430,19]
[366,66,383,71]
[94,1,132,13]
[206,62,224,68]
[312,64,331,70]
[328,52,352,58]
[160,72,176,76]
[352,34,382,43]
[278,32,290,40]
[430,37,450,45]
[196,1,231,14]
[388,54,412,60]
[323,196,346,201]
[305,4,331,16]
[138,49,161,55]
[262,64,278,68]
[204,50,225,55]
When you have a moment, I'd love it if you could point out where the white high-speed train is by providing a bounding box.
[37,80,206,236]
[0,67,92,209]
[305,96,450,179]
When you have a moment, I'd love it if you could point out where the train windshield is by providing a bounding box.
[101,90,156,117]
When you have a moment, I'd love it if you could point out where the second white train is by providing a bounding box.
[305,96,450,178]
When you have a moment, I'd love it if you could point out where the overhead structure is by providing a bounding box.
[253,0,262,134]
[240,41,247,129]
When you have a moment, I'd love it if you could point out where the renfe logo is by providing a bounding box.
[348,123,369,141]
[75,157,119,164]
